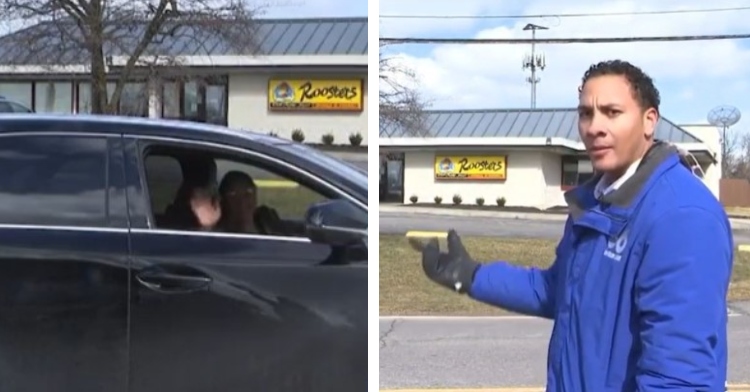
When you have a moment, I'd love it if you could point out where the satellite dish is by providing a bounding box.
[708,105,741,128]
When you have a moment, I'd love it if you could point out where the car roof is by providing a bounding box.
[0,113,367,203]
[0,113,290,147]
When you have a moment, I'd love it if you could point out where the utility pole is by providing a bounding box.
[522,23,548,109]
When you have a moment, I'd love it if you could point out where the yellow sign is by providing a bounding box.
[434,155,507,180]
[267,79,363,111]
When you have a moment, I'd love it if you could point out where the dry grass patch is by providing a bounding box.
[726,207,750,218]
[380,234,750,316]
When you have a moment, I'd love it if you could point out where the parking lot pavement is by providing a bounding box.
[379,315,750,390]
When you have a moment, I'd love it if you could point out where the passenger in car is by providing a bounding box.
[217,171,260,234]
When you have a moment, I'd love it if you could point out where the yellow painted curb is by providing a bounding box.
[405,231,448,238]
[255,179,298,188]
[739,244,750,252]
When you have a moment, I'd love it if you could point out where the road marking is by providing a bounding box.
[738,244,750,252]
[380,315,538,321]
[380,388,544,392]
[255,179,298,188]
[380,386,750,392]
[405,231,448,238]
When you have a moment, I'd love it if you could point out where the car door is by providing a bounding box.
[123,135,367,392]
[0,132,130,392]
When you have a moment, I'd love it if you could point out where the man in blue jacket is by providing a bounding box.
[415,60,734,391]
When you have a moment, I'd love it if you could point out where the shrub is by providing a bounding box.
[322,133,335,145]
[291,129,305,142]
[349,132,363,146]
[409,195,418,204]
[434,196,443,204]
[496,197,506,207]
[452,194,462,205]
[476,197,485,206]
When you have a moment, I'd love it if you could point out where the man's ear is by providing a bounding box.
[643,107,659,139]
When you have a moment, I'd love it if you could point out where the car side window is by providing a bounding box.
[140,144,363,238]
[143,154,183,218]
[0,135,109,227]
[215,158,328,221]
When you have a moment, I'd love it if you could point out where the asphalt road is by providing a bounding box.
[379,316,750,390]
[380,212,750,245]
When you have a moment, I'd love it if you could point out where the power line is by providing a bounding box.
[380,5,750,20]
[380,33,750,45]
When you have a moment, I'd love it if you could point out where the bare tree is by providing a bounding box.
[378,41,429,137]
[0,0,262,114]
[724,132,750,180]
[721,128,742,177]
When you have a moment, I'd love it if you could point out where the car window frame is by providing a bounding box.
[0,131,117,230]
[128,134,367,242]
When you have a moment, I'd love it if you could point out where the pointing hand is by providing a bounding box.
[408,229,480,294]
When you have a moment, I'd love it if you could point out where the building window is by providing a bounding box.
[162,82,181,119]
[0,82,33,108]
[34,82,73,113]
[561,156,595,189]
[119,82,148,117]
[76,81,147,116]
[161,76,228,125]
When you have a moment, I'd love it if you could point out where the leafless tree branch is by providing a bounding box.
[724,131,750,180]
[0,0,265,113]
[378,41,429,137]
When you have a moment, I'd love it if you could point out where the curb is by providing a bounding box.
[379,385,750,392]
[380,205,568,222]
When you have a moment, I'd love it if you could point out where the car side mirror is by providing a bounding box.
[303,199,366,247]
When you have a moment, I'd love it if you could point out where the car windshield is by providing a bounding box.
[283,143,368,191]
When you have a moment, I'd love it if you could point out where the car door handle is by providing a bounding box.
[136,267,212,294]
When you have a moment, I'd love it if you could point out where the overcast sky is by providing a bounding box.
[380,0,750,131]
[262,0,366,18]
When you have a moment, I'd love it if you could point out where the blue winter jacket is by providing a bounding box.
[469,142,734,392]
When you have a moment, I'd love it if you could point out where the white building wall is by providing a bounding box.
[540,152,567,207]
[227,72,368,145]
[403,150,567,209]
[680,124,721,199]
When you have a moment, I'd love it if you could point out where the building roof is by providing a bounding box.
[379,108,703,144]
[0,17,367,65]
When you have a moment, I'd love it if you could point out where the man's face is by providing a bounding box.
[577,74,658,177]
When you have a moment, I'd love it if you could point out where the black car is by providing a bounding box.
[0,95,33,113]
[0,114,367,392]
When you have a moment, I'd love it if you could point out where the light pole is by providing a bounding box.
[522,23,548,109]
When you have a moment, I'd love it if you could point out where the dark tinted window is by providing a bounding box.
[0,135,108,226]
[0,102,11,112]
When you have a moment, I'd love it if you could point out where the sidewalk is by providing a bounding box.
[379,204,568,222]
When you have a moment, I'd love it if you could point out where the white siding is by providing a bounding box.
[227,72,368,145]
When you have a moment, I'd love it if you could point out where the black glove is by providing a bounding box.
[408,229,481,294]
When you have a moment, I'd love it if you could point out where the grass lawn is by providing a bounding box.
[726,207,750,219]
[380,234,750,316]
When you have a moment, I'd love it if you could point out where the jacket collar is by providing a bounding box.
[564,140,686,235]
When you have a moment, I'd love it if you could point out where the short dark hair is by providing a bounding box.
[578,60,661,114]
